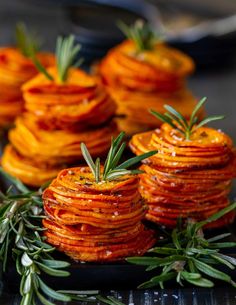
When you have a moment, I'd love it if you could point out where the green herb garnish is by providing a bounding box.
[81,132,157,182]
[117,19,158,52]
[127,202,236,288]
[25,34,82,82]
[15,22,41,58]
[30,52,54,81]
[0,168,126,305]
[56,34,83,83]
[0,168,71,305]
[15,22,53,81]
[150,97,225,140]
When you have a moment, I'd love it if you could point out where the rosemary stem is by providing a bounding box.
[185,129,190,141]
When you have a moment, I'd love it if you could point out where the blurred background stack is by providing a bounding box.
[0,0,236,139]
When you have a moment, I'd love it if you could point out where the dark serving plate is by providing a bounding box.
[2,221,236,293]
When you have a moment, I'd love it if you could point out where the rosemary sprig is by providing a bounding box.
[28,34,82,82]
[30,52,54,81]
[15,22,41,58]
[0,168,72,305]
[0,168,126,305]
[150,97,225,140]
[117,19,158,52]
[81,132,157,182]
[15,22,53,81]
[56,34,83,83]
[127,202,236,289]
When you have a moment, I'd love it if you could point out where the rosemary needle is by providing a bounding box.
[150,97,225,140]
[81,132,157,182]
[117,19,159,52]
[127,202,236,289]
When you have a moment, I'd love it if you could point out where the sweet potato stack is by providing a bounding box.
[23,67,116,131]
[42,134,156,262]
[0,24,54,127]
[130,99,236,228]
[99,21,199,135]
[2,36,117,187]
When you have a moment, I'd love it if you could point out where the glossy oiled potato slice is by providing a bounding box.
[130,122,236,228]
[43,166,155,262]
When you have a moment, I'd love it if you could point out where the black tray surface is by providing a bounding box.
[2,287,236,305]
[3,225,236,290]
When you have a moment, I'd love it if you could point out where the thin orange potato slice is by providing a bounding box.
[43,166,156,261]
